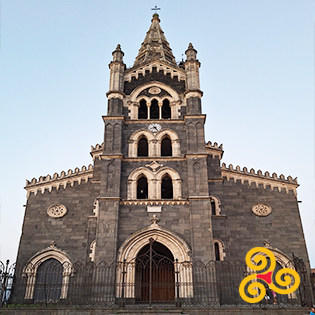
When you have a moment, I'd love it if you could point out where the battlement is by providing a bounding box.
[25,164,93,198]
[221,163,298,196]
[90,142,104,160]
[205,141,223,159]
[124,61,186,82]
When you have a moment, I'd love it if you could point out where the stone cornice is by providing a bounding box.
[102,116,125,121]
[184,115,206,123]
[221,163,298,196]
[106,91,125,99]
[25,165,93,198]
[185,154,208,159]
[121,199,189,206]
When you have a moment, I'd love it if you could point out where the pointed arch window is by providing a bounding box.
[138,137,148,156]
[162,99,171,119]
[214,243,220,261]
[150,99,159,119]
[161,136,172,156]
[33,258,63,302]
[161,175,173,199]
[213,239,225,261]
[137,176,148,199]
[138,99,147,119]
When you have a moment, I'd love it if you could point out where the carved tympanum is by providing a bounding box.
[252,203,272,217]
[47,204,67,218]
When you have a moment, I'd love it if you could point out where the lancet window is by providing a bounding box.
[137,176,148,199]
[213,239,225,261]
[127,167,181,200]
[137,137,148,156]
[161,136,172,156]
[161,175,173,199]
[138,99,147,119]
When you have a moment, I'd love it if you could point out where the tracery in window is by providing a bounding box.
[137,176,148,199]
[138,137,148,156]
[138,99,147,119]
[150,99,159,119]
[162,99,171,119]
[161,175,173,199]
[161,136,172,156]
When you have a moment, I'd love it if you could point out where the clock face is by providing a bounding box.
[148,123,161,133]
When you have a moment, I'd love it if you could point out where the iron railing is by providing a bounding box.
[0,253,313,308]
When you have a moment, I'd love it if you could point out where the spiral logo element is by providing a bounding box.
[239,247,300,303]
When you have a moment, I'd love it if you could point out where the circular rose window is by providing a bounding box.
[251,203,272,217]
[47,204,67,218]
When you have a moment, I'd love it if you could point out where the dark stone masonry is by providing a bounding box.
[7,13,313,314]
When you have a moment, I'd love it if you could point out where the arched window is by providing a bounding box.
[150,99,159,119]
[210,196,221,216]
[211,200,216,215]
[138,99,147,119]
[137,176,148,199]
[161,175,173,199]
[214,243,220,261]
[161,136,172,156]
[213,239,225,261]
[162,99,171,119]
[138,137,148,156]
[33,258,63,302]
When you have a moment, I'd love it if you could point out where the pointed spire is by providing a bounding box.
[133,14,177,67]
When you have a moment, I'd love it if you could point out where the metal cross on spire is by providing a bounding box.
[151,5,161,14]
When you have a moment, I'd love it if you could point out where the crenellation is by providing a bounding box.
[25,164,94,198]
[221,162,297,184]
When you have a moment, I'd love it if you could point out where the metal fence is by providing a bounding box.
[0,255,313,308]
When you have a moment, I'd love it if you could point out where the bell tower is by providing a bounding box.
[95,13,215,263]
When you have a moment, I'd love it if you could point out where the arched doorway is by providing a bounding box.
[135,238,175,304]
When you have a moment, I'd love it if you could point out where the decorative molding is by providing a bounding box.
[252,203,272,217]
[106,92,124,99]
[25,165,93,198]
[185,91,203,99]
[120,199,189,206]
[149,87,161,95]
[221,163,298,196]
[146,161,163,172]
[47,204,67,218]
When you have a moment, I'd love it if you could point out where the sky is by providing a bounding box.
[0,0,314,268]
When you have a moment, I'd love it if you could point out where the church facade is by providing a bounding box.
[13,14,311,307]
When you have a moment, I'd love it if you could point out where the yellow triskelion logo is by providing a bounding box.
[239,247,300,303]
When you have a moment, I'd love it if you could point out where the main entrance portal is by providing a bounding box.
[135,238,175,304]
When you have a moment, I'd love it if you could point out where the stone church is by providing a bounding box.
[12,13,311,307]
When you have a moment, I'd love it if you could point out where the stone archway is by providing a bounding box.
[116,225,193,301]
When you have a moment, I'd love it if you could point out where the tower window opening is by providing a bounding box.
[138,100,147,119]
[162,99,171,119]
[138,137,148,156]
[211,200,216,215]
[214,243,220,261]
[150,99,159,119]
[161,137,172,156]
[137,176,148,199]
[161,175,173,199]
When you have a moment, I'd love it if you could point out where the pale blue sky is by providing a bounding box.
[0,0,314,267]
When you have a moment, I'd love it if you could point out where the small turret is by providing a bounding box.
[184,43,202,114]
[107,44,126,116]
